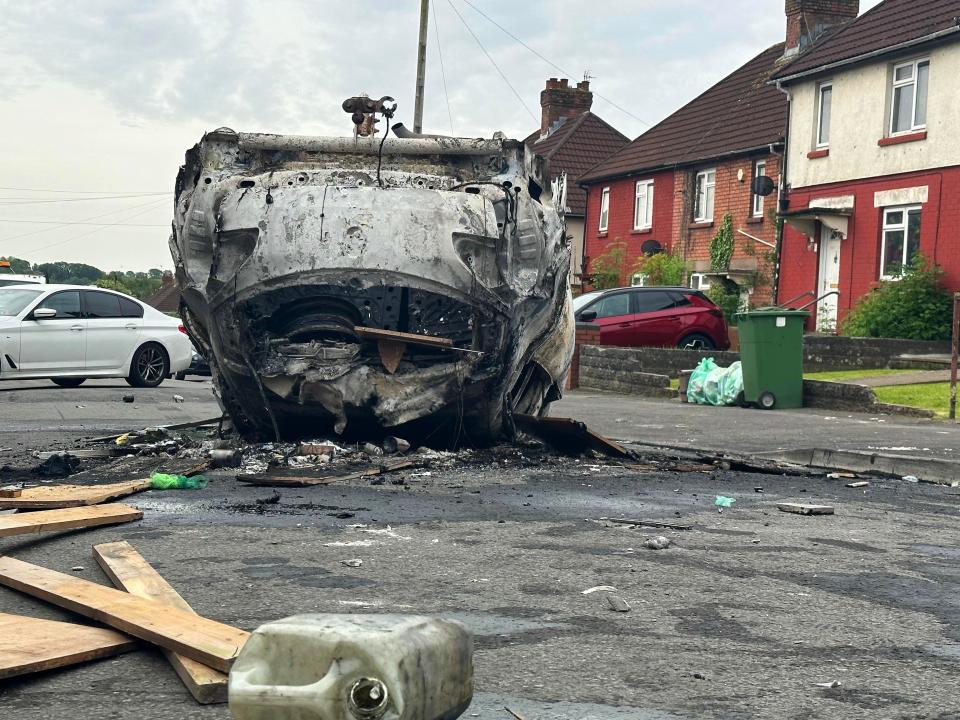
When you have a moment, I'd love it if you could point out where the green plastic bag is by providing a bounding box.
[687,358,743,406]
[150,473,208,490]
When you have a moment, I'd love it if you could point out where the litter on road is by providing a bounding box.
[0,479,152,510]
[0,503,143,537]
[236,459,415,487]
[93,541,228,704]
[846,481,870,488]
[606,594,631,612]
[0,612,137,680]
[0,556,249,673]
[777,503,835,516]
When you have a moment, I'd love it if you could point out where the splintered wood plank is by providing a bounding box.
[354,325,453,348]
[0,503,143,537]
[0,479,152,510]
[0,557,249,673]
[0,612,137,680]
[93,542,227,704]
[236,460,414,487]
[0,486,23,498]
[777,503,835,516]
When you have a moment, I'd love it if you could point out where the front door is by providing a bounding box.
[817,226,842,332]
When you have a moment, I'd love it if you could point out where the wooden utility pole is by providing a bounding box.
[950,292,959,420]
[413,0,430,133]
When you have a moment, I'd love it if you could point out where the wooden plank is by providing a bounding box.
[777,503,835,516]
[513,414,631,459]
[93,542,228,704]
[237,460,414,487]
[0,557,249,673]
[354,325,453,348]
[601,517,693,531]
[0,503,143,537]
[846,481,870,488]
[0,612,137,680]
[0,485,22,498]
[0,479,152,510]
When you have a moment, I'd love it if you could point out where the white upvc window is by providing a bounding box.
[689,273,711,291]
[633,180,654,230]
[598,187,610,232]
[630,273,647,287]
[879,205,922,279]
[890,58,929,135]
[694,169,716,222]
[817,82,832,147]
[752,160,766,217]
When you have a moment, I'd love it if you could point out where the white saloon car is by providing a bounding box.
[0,284,191,387]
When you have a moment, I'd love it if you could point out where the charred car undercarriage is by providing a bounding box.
[171,124,573,443]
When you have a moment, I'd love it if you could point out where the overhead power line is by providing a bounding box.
[0,192,172,206]
[445,0,538,124]
[27,199,172,254]
[0,186,169,194]
[0,197,171,244]
[458,0,652,129]
[0,218,167,227]
[433,2,456,135]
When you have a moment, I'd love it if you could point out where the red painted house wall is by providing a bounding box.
[778,167,960,326]
[583,169,676,285]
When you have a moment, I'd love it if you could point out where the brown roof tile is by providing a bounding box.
[580,44,788,184]
[146,284,180,314]
[774,0,960,80]
[525,112,629,215]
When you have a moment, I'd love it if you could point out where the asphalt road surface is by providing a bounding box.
[1,379,960,719]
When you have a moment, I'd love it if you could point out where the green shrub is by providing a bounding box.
[589,240,628,289]
[709,213,734,271]
[634,250,686,286]
[707,279,742,326]
[841,256,952,341]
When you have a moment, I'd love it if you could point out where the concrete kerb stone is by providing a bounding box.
[755,448,960,486]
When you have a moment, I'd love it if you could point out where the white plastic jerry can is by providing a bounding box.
[229,614,473,720]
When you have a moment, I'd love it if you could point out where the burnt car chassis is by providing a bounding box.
[171,127,573,444]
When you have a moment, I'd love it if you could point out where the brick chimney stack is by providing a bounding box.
[161,270,174,287]
[540,78,592,137]
[784,0,859,57]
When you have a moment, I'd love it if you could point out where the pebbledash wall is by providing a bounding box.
[583,154,781,305]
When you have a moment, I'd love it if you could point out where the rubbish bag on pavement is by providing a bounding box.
[686,358,744,406]
[150,473,208,490]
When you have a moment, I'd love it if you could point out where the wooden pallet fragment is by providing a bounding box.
[0,612,137,680]
[777,503,835,516]
[0,479,151,510]
[0,503,142,537]
[94,541,228,703]
[0,557,249,673]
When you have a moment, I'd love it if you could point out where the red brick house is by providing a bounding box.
[578,1,862,307]
[145,270,180,314]
[525,79,629,284]
[772,0,960,331]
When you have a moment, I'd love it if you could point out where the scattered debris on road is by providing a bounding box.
[0,479,151,510]
[777,503,835,516]
[581,585,617,595]
[846,481,870,488]
[643,536,671,550]
[606,594,631,612]
[600,517,692,531]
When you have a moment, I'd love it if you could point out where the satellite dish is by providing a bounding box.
[641,239,663,256]
[752,175,776,197]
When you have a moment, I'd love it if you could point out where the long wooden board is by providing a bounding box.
[0,557,249,673]
[354,325,453,348]
[0,503,143,538]
[0,479,152,510]
[93,541,228,704]
[236,460,414,487]
[0,612,137,680]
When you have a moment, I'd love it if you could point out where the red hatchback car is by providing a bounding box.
[573,286,730,350]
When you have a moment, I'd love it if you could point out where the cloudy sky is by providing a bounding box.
[0,0,882,271]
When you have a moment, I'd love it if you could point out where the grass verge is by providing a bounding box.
[804,369,920,381]
[874,382,953,418]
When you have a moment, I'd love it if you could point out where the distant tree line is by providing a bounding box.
[0,256,166,300]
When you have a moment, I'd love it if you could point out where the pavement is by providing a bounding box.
[555,390,960,461]
[2,379,960,718]
[847,370,953,387]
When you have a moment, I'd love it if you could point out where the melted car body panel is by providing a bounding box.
[171,128,573,442]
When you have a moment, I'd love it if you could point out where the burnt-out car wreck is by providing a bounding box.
[171,120,573,444]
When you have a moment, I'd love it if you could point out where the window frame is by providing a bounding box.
[689,273,712,291]
[879,205,922,280]
[889,58,929,136]
[633,179,654,230]
[598,187,610,232]
[694,169,716,222]
[30,290,82,320]
[816,82,832,148]
[752,160,767,217]
[81,289,124,319]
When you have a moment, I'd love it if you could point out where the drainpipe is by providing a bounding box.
[773,80,792,305]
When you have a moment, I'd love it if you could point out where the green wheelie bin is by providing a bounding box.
[733,309,810,410]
